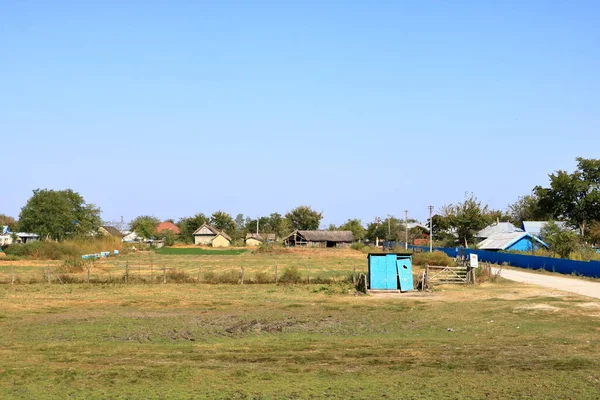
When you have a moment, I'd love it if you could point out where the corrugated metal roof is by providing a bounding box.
[521,221,569,236]
[475,222,523,238]
[478,232,547,250]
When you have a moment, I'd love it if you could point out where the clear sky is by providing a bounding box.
[2,1,599,227]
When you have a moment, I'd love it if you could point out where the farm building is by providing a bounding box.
[283,230,354,248]
[477,232,548,252]
[156,221,181,235]
[192,223,231,247]
[521,221,571,238]
[245,233,277,246]
[99,226,123,237]
[475,222,523,240]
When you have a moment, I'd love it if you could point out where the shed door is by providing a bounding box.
[385,254,399,290]
[396,258,413,291]
[369,256,388,290]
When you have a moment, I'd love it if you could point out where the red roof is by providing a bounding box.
[156,221,181,234]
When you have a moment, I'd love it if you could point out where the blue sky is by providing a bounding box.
[2,1,599,227]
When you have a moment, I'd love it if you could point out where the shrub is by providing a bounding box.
[203,270,240,284]
[412,251,455,267]
[56,259,87,273]
[279,266,302,284]
[166,269,194,283]
[350,242,366,251]
[4,236,123,260]
[253,270,273,284]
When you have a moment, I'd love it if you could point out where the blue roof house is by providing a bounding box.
[478,232,548,252]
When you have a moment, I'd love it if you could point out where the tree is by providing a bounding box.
[130,216,160,239]
[338,219,366,241]
[0,214,18,231]
[210,211,236,234]
[235,214,246,231]
[19,189,101,240]
[177,213,208,243]
[540,220,579,259]
[364,217,405,242]
[440,193,492,247]
[588,221,600,246]
[535,157,600,235]
[285,206,322,230]
[507,194,549,226]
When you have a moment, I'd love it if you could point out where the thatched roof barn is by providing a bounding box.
[283,230,354,248]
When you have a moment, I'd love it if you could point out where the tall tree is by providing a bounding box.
[177,213,208,243]
[540,220,579,259]
[0,214,18,231]
[365,217,405,242]
[130,216,160,239]
[19,189,101,240]
[535,157,600,235]
[338,219,366,241]
[285,206,322,230]
[507,194,549,226]
[440,193,491,247]
[210,211,236,234]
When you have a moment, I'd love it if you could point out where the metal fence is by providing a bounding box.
[408,245,600,278]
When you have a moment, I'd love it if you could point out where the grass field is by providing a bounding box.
[155,247,248,256]
[0,249,599,399]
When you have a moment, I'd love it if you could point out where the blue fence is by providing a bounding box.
[402,244,600,278]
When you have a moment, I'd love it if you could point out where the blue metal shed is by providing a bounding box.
[368,253,413,291]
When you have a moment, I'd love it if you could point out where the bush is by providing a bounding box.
[279,266,302,284]
[56,259,87,273]
[4,236,124,260]
[166,269,194,283]
[350,242,366,251]
[412,251,455,267]
[203,270,240,284]
[252,270,273,284]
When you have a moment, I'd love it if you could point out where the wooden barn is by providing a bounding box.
[283,230,354,248]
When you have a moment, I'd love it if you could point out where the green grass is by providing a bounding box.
[0,280,599,399]
[154,247,247,256]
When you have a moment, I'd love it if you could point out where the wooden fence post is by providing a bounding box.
[308,265,311,284]
[240,266,245,285]
[197,266,201,283]
[11,270,15,285]
[86,263,91,283]
[353,265,357,285]
[274,265,278,284]
[47,268,51,284]
[125,262,130,284]
[163,265,167,284]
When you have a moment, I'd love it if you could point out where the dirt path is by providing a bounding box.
[494,267,600,299]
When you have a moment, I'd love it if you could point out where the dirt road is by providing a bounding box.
[494,267,600,299]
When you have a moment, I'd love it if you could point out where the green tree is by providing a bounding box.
[0,214,18,231]
[535,157,600,235]
[19,189,101,240]
[177,213,208,243]
[507,194,549,226]
[364,217,405,242]
[285,206,322,230]
[210,211,236,234]
[130,216,160,239]
[441,193,492,248]
[338,219,366,241]
[540,220,579,259]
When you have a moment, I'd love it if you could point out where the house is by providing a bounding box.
[122,231,141,242]
[156,221,181,235]
[99,226,123,237]
[477,232,548,252]
[475,222,523,240]
[521,221,571,238]
[192,223,232,247]
[245,233,277,246]
[283,230,354,248]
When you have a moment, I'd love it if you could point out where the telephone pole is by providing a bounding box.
[428,205,434,252]
[404,210,408,249]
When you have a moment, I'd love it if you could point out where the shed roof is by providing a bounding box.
[478,232,548,251]
[156,221,181,234]
[521,221,570,236]
[214,231,232,241]
[101,226,123,237]
[286,230,354,242]
[246,233,277,241]
[475,222,523,239]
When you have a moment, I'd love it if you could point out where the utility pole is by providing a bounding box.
[428,205,434,253]
[404,210,408,249]
[387,214,392,238]
[256,217,259,235]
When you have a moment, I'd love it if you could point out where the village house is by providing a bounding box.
[156,221,181,235]
[477,232,548,252]
[283,230,354,248]
[98,226,124,237]
[192,223,232,247]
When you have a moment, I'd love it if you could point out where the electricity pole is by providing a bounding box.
[386,214,392,238]
[428,206,434,252]
[256,218,259,235]
[404,210,408,249]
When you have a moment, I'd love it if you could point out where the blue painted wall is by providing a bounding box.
[507,236,534,251]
